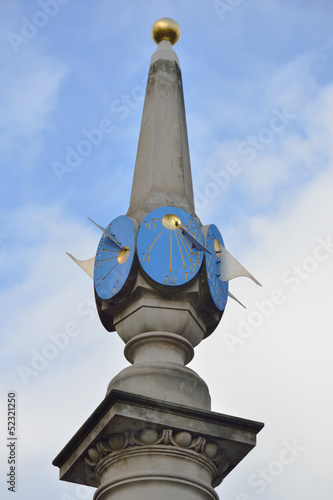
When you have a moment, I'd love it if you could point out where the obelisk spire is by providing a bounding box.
[127,18,196,222]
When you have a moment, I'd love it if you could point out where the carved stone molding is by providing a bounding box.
[84,427,229,487]
[53,390,264,492]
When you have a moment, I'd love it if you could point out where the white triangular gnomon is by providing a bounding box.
[66,253,94,279]
[87,217,124,250]
[218,246,262,286]
[227,291,246,309]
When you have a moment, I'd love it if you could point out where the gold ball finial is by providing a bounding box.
[151,18,181,45]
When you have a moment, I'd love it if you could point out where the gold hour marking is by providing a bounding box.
[102,262,118,281]
[145,217,162,229]
[116,263,124,284]
[105,240,119,249]
[174,230,186,269]
[148,226,165,252]
[170,230,172,272]
[165,274,176,284]
[177,230,194,262]
[101,256,119,263]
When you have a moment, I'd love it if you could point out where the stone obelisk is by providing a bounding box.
[53,18,263,500]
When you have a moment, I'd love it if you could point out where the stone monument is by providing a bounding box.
[53,18,264,500]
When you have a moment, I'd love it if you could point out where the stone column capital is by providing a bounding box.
[53,389,264,500]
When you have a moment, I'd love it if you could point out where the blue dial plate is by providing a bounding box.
[137,206,204,286]
[205,224,228,311]
[94,215,135,301]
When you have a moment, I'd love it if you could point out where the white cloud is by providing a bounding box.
[0,53,66,171]
[6,65,66,134]
[192,69,333,237]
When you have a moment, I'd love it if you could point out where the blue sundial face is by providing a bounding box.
[94,215,136,301]
[205,224,228,311]
[137,206,204,287]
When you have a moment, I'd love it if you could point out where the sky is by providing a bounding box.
[1,0,333,499]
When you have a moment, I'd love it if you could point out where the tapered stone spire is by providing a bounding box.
[127,19,195,221]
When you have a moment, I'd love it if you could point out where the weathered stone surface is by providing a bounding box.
[53,390,264,498]
[127,40,195,223]
[105,283,213,409]
[98,270,221,410]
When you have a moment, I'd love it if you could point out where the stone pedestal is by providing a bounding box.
[53,390,264,500]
